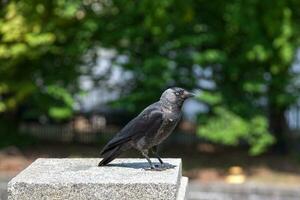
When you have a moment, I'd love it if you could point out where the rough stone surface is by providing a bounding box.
[8,158,183,200]
[176,177,188,200]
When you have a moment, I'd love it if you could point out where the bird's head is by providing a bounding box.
[160,87,195,109]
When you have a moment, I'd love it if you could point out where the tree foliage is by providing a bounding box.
[1,0,300,153]
[0,0,97,120]
[95,0,300,154]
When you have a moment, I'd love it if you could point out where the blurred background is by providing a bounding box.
[1,0,300,199]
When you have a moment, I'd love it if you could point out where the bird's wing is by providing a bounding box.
[100,102,163,155]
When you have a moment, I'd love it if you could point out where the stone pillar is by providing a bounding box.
[8,158,188,200]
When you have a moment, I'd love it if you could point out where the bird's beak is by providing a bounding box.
[184,91,195,98]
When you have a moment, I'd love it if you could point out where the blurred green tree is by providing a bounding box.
[0,0,97,120]
[95,0,300,154]
[194,0,300,153]
[1,0,300,154]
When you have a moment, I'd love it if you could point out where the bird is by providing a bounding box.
[98,87,194,170]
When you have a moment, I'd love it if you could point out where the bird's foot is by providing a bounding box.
[154,163,176,170]
[154,164,160,168]
[144,166,167,171]
[144,163,176,171]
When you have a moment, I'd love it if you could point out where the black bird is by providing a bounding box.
[98,87,194,170]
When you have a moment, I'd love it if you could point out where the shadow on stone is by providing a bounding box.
[66,161,177,172]
[106,162,176,170]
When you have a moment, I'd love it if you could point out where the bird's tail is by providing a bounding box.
[98,146,122,166]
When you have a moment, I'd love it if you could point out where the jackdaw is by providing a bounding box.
[98,87,194,170]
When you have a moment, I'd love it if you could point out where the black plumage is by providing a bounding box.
[98,87,194,169]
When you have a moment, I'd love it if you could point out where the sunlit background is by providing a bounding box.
[1,0,300,199]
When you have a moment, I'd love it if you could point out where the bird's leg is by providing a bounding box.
[152,146,164,168]
[141,150,164,171]
[151,146,175,170]
[141,150,155,169]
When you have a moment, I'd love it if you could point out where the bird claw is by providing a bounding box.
[155,163,176,169]
[144,167,166,171]
[144,163,176,171]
